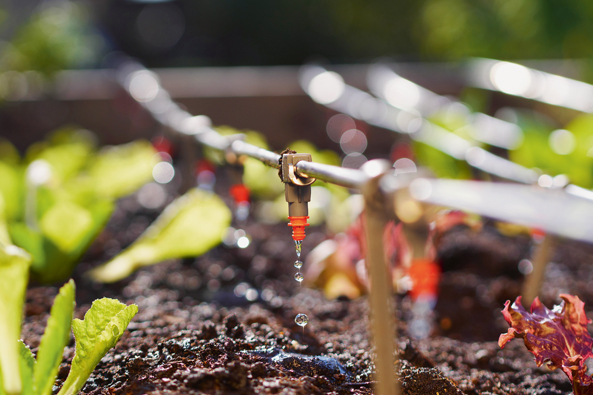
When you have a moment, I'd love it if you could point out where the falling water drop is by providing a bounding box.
[295,240,302,258]
[294,272,304,282]
[294,260,303,269]
[295,313,308,327]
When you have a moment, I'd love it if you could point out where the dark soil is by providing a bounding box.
[21,192,593,394]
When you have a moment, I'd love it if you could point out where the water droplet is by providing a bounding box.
[294,272,304,282]
[295,240,302,258]
[295,313,308,327]
[294,260,303,269]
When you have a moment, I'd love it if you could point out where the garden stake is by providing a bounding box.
[361,160,399,395]
[522,233,557,307]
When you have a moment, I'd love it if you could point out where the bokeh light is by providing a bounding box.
[308,71,345,104]
[548,129,576,155]
[326,114,356,143]
[152,161,175,184]
[339,129,368,154]
[342,153,368,169]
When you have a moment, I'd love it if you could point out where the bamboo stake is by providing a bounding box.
[522,234,556,307]
[361,160,399,395]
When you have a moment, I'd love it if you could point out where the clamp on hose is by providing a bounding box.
[279,151,316,241]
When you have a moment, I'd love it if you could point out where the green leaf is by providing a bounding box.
[0,162,23,221]
[57,299,138,395]
[19,341,35,395]
[0,244,31,395]
[87,140,156,199]
[24,199,113,284]
[34,280,75,395]
[0,194,11,246]
[40,201,93,252]
[8,223,45,272]
[89,189,231,282]
[26,131,95,185]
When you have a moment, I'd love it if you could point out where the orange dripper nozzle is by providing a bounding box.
[288,216,310,241]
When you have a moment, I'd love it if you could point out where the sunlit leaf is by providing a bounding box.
[34,200,113,284]
[34,280,75,395]
[19,341,35,395]
[89,189,231,282]
[0,162,23,221]
[87,140,156,199]
[40,201,93,252]
[57,299,137,395]
[0,244,31,395]
[26,130,95,185]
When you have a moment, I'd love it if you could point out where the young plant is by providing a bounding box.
[1,131,156,283]
[89,188,231,282]
[499,295,593,395]
[0,243,138,395]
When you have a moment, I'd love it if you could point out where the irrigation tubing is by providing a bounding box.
[299,64,593,202]
[116,59,593,244]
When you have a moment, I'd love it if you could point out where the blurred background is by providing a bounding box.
[1,0,593,150]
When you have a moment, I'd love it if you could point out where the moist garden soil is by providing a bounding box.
[21,193,593,394]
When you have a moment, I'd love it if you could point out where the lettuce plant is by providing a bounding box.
[0,131,156,283]
[89,188,231,282]
[499,295,593,395]
[0,243,138,395]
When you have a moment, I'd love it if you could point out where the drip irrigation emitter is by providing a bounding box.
[392,183,441,340]
[279,152,315,243]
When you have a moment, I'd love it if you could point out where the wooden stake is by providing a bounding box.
[522,234,556,307]
[361,161,399,395]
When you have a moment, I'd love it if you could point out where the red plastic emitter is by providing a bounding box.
[408,258,441,300]
[288,216,310,241]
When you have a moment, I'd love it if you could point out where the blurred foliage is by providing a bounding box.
[510,110,593,188]
[89,189,231,283]
[0,1,102,78]
[99,0,593,67]
[0,130,156,283]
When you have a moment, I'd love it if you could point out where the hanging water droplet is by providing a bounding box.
[295,240,302,258]
[294,260,303,269]
[295,313,308,327]
[294,272,304,282]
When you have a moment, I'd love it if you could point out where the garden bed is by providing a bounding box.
[21,192,593,394]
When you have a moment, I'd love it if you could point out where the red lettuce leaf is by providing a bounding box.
[499,295,593,394]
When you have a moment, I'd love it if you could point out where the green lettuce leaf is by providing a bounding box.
[0,193,11,246]
[34,280,75,395]
[18,341,35,395]
[40,202,94,253]
[87,140,156,199]
[89,189,231,282]
[0,244,31,395]
[57,299,138,395]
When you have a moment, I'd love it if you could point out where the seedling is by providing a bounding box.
[89,188,231,283]
[1,131,156,283]
[499,295,593,395]
[0,243,138,395]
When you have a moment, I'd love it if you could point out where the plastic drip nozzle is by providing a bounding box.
[230,184,250,204]
[288,216,310,241]
[408,258,441,300]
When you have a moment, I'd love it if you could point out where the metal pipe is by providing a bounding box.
[231,140,281,168]
[295,160,368,189]
[118,59,371,191]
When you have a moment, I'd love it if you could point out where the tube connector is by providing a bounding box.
[281,152,315,241]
